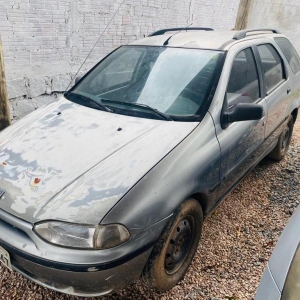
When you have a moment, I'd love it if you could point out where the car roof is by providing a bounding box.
[129,29,283,51]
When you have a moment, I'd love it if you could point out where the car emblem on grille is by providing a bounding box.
[0,189,5,199]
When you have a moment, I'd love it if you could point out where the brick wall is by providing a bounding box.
[247,0,300,53]
[0,0,239,119]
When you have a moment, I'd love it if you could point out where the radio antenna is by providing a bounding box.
[65,0,126,91]
[163,22,193,46]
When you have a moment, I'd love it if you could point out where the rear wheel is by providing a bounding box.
[141,198,203,291]
[268,116,294,161]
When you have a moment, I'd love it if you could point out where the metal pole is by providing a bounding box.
[0,35,11,130]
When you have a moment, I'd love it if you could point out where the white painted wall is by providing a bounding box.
[0,0,240,119]
[247,0,300,53]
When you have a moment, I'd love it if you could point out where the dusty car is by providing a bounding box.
[255,205,300,300]
[0,28,300,297]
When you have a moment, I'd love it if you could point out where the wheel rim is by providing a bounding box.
[164,217,194,275]
[281,125,290,152]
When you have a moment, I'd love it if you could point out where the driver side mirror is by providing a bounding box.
[222,103,264,128]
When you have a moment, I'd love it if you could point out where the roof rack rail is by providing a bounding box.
[149,27,214,37]
[233,29,281,40]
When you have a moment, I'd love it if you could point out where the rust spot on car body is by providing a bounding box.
[34,178,41,185]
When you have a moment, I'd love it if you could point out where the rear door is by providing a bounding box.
[255,42,292,145]
[274,36,300,98]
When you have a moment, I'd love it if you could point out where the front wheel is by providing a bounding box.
[141,198,203,291]
[268,116,294,161]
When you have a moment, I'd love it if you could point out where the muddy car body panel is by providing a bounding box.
[0,98,197,224]
[0,28,300,296]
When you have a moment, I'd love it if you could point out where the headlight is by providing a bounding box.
[34,221,130,249]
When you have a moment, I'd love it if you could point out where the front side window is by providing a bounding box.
[67,46,224,121]
[227,47,260,108]
[257,44,285,93]
[275,37,300,74]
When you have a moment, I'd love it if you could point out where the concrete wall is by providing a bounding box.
[0,0,239,120]
[247,0,300,53]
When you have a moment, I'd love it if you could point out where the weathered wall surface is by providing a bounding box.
[0,0,239,120]
[247,0,300,52]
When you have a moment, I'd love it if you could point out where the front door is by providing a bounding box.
[216,46,267,197]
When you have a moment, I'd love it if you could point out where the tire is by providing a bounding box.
[141,198,203,291]
[268,116,294,161]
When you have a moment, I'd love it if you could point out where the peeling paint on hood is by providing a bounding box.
[0,98,198,224]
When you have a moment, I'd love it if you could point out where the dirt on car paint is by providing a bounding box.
[1,119,300,300]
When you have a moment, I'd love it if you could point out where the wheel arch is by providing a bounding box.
[189,192,210,216]
[292,108,298,123]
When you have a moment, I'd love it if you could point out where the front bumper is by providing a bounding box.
[1,241,152,297]
[0,209,170,297]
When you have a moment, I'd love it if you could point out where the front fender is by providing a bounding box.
[102,113,221,235]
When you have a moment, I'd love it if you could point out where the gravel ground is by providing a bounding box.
[1,120,300,300]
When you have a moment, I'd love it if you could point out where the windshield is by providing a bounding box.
[68,46,224,121]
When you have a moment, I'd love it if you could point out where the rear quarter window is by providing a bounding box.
[275,37,300,74]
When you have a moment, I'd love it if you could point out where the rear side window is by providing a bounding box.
[275,37,300,74]
[257,44,285,93]
[227,48,260,107]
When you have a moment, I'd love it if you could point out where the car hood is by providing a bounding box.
[0,98,198,224]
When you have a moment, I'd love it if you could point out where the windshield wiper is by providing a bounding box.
[65,92,113,112]
[101,99,173,121]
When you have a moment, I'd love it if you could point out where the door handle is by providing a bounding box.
[287,88,292,95]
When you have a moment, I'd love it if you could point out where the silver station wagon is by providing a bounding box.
[0,28,300,297]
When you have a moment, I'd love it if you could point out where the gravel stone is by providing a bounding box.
[1,120,300,300]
